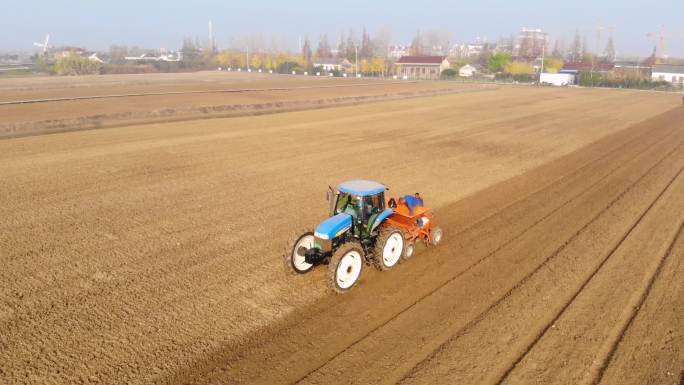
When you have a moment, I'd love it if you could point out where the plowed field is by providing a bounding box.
[0,76,682,385]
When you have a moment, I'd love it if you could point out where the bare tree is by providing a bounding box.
[569,30,582,62]
[316,35,332,58]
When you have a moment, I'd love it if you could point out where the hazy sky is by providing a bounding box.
[3,0,683,57]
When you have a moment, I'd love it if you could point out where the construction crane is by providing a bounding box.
[596,25,614,54]
[646,26,684,61]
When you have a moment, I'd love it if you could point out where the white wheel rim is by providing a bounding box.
[336,250,362,289]
[433,229,442,244]
[382,233,403,267]
[292,235,314,271]
[405,244,414,258]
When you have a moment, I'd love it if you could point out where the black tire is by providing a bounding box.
[431,226,443,246]
[284,230,315,274]
[327,241,364,293]
[372,227,405,271]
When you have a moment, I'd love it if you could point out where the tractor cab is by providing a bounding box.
[328,180,391,237]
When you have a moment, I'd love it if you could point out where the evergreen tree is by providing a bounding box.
[410,30,424,55]
[316,35,332,58]
[337,32,347,59]
[345,30,356,62]
[604,36,616,62]
[552,39,563,58]
[302,37,312,63]
[360,27,373,59]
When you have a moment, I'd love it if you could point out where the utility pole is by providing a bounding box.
[246,45,249,70]
[355,45,358,77]
[539,42,545,84]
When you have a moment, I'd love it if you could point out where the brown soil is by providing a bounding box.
[0,79,682,385]
[0,72,492,138]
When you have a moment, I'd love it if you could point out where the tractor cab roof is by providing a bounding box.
[337,180,386,197]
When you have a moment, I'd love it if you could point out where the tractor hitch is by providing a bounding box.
[304,248,329,265]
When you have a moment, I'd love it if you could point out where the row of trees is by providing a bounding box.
[35,54,102,75]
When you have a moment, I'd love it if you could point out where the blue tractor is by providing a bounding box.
[285,180,443,293]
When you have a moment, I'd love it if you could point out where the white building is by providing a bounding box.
[540,72,576,86]
[388,45,409,59]
[516,27,548,59]
[651,64,684,84]
[459,64,477,77]
[450,43,485,58]
[313,58,352,72]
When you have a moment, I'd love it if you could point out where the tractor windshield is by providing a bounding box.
[334,192,384,222]
[335,193,360,218]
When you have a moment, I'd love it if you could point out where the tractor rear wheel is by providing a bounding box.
[285,231,315,274]
[328,241,364,293]
[373,227,404,271]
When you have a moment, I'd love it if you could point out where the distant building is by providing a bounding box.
[516,27,548,59]
[540,72,576,86]
[313,58,352,72]
[450,43,485,58]
[389,45,409,59]
[459,64,477,77]
[651,64,684,84]
[394,55,450,80]
[124,52,182,62]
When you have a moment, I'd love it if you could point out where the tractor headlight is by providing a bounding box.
[417,217,430,228]
[314,232,329,240]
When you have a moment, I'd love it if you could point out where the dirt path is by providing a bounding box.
[0,87,681,384]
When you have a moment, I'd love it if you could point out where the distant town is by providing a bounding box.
[1,24,683,90]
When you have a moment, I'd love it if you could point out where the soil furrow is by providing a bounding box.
[598,223,684,385]
[184,110,684,385]
[294,128,684,385]
[301,120,684,385]
[588,223,684,385]
[496,160,684,385]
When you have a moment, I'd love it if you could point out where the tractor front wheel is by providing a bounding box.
[373,227,405,271]
[285,231,315,274]
[328,242,364,293]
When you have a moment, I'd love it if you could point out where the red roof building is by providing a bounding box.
[561,62,615,73]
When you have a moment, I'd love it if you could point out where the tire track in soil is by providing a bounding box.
[0,81,420,105]
[588,223,684,385]
[598,226,684,385]
[493,160,684,385]
[302,123,684,385]
[442,114,676,238]
[396,136,684,385]
[295,129,684,385]
[178,109,684,384]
